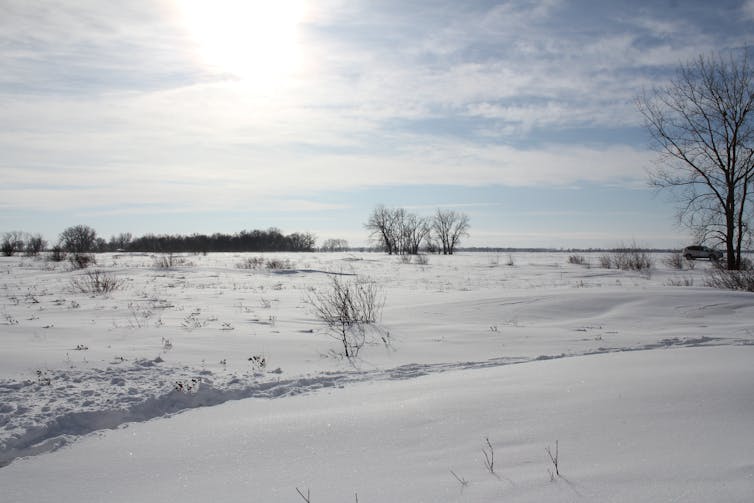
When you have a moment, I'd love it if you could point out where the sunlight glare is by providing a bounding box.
[178,0,305,84]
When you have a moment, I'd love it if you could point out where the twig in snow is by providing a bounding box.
[482,437,495,474]
[546,440,560,477]
[296,487,311,503]
[450,469,469,488]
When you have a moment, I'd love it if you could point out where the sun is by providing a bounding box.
[177,0,305,84]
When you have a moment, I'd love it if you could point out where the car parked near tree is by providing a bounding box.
[682,245,723,261]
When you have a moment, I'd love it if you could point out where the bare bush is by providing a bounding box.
[665,277,695,287]
[69,253,96,269]
[664,252,694,270]
[568,254,588,266]
[706,268,754,292]
[265,258,292,270]
[599,254,613,269]
[235,256,291,270]
[152,253,185,269]
[599,245,653,272]
[48,246,67,262]
[613,248,653,271]
[307,275,384,358]
[71,270,124,294]
[236,256,265,269]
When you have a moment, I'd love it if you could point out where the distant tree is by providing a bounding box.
[1,231,26,256]
[94,237,109,253]
[321,238,349,252]
[288,232,317,251]
[109,232,132,251]
[399,213,431,255]
[25,234,47,256]
[365,205,402,254]
[365,206,432,255]
[432,209,470,255]
[637,48,754,270]
[59,225,98,254]
[49,245,66,262]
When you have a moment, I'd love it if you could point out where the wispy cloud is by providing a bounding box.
[1,0,751,244]
[743,0,754,20]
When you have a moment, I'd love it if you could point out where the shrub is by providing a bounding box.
[307,275,384,358]
[71,269,124,294]
[613,249,653,271]
[265,258,292,270]
[568,254,588,266]
[152,253,185,269]
[599,245,653,272]
[69,253,95,269]
[706,268,754,292]
[664,252,694,270]
[48,246,67,262]
[599,254,613,269]
[236,256,265,269]
[665,277,695,287]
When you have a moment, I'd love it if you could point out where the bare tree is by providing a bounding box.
[432,209,470,255]
[637,48,754,270]
[399,213,431,255]
[365,205,403,254]
[321,238,349,252]
[59,225,98,254]
[366,206,434,255]
[25,234,47,256]
[287,232,317,251]
[1,231,26,256]
[109,232,132,251]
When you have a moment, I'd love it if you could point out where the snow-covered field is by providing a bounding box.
[1,252,753,502]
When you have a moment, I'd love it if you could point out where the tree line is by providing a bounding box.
[1,226,317,256]
[3,207,469,258]
[126,229,316,253]
[365,206,470,255]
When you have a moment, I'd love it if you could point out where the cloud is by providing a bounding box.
[0,1,204,95]
[743,0,754,20]
[1,0,749,221]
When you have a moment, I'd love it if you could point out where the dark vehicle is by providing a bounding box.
[682,245,723,261]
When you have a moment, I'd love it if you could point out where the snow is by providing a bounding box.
[1,252,753,501]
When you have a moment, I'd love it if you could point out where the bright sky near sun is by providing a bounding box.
[2,0,754,248]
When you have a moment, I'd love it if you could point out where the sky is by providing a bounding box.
[2,0,754,249]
